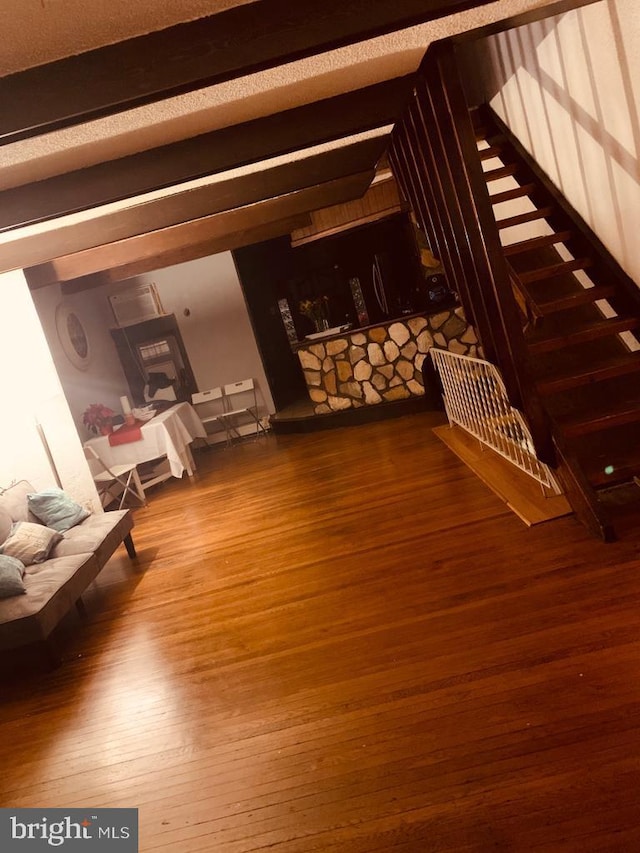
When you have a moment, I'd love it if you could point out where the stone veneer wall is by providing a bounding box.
[297,307,479,414]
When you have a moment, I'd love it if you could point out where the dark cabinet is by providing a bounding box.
[286,213,424,335]
[233,240,310,411]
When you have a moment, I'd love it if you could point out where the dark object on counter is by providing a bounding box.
[415,274,457,311]
[422,354,446,411]
[147,371,174,397]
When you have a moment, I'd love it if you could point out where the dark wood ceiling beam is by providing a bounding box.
[0,138,384,273]
[0,76,412,233]
[48,214,312,294]
[23,171,373,283]
[0,0,496,143]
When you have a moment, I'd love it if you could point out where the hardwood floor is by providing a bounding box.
[2,412,640,851]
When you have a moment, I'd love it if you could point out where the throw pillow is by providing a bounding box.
[0,508,12,546]
[27,488,90,533]
[0,522,63,566]
[0,554,26,598]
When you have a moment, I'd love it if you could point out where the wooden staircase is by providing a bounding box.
[472,106,640,539]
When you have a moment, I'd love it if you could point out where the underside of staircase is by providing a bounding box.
[473,105,640,540]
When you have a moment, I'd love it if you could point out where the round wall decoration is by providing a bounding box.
[55,303,91,370]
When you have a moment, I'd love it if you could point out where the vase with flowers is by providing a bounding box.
[299,295,330,333]
[83,403,116,436]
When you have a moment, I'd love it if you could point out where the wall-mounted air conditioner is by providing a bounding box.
[108,283,164,328]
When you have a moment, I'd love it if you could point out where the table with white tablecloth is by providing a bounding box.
[84,402,207,484]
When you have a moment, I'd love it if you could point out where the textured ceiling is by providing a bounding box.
[0,0,567,188]
[0,0,575,273]
[0,0,259,75]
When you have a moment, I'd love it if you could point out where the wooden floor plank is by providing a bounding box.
[1,413,640,851]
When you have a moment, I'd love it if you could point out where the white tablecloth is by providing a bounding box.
[84,402,207,478]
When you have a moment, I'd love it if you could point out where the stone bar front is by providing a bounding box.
[295,307,478,414]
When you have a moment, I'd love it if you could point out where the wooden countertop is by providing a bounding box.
[292,311,433,351]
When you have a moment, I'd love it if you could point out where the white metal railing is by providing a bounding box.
[429,348,562,494]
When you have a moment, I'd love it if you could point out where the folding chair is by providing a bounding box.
[84,446,146,509]
[191,387,227,444]
[219,379,268,441]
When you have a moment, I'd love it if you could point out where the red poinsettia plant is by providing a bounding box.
[82,403,115,434]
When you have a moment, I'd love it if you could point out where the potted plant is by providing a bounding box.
[83,403,116,435]
[299,295,330,333]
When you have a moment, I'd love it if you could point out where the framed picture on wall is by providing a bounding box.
[55,303,91,371]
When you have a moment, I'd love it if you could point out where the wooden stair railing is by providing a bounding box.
[389,41,640,539]
[473,104,640,539]
[389,40,618,539]
[389,40,555,466]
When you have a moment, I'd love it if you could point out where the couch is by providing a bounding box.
[0,481,136,665]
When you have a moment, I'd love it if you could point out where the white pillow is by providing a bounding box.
[1,522,63,566]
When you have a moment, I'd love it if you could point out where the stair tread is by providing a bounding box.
[536,285,616,315]
[473,124,488,140]
[559,403,640,437]
[535,348,640,395]
[490,183,537,205]
[474,126,504,145]
[571,422,640,487]
[497,206,554,230]
[528,315,640,354]
[483,164,518,182]
[479,145,503,161]
[518,258,593,285]
[548,374,640,437]
[508,244,594,302]
[504,231,573,255]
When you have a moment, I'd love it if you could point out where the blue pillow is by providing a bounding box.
[27,488,90,533]
[0,554,26,598]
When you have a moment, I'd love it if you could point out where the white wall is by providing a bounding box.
[19,246,272,497]
[130,252,275,416]
[471,0,640,285]
[32,282,130,438]
[0,270,100,510]
[32,250,275,439]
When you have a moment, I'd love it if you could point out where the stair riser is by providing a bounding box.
[484,165,518,182]
[561,408,640,438]
[536,361,640,395]
[529,322,640,355]
[518,259,592,285]
[490,184,537,205]
[591,467,638,488]
[503,231,573,256]
[537,287,616,315]
[497,207,554,230]
[479,146,503,161]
